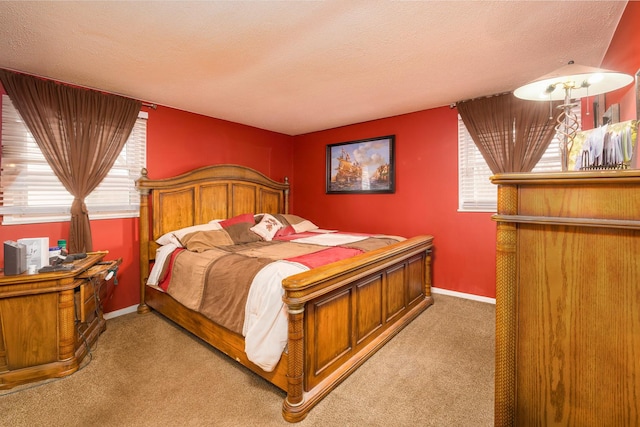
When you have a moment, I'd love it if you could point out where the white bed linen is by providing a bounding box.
[291,233,367,246]
[243,260,308,371]
[147,243,178,286]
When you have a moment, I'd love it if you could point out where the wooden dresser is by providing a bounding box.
[0,253,120,389]
[491,170,640,426]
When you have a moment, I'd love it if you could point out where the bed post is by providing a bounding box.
[424,248,433,299]
[282,302,305,421]
[284,177,290,215]
[136,168,151,314]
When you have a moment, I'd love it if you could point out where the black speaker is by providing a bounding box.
[3,241,27,276]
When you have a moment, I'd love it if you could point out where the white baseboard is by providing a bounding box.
[431,287,496,305]
[104,304,139,319]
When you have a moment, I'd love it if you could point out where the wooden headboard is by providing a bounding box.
[136,164,290,289]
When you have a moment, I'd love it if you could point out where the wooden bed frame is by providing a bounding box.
[136,164,434,422]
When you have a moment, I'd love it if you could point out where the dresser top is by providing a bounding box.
[491,169,640,185]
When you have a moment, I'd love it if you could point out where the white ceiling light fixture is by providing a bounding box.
[514,61,633,171]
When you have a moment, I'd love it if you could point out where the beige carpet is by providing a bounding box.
[0,294,495,427]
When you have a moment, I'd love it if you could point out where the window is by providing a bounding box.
[457,121,500,212]
[458,106,580,212]
[0,95,147,225]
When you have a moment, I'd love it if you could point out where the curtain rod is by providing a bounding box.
[1,67,157,110]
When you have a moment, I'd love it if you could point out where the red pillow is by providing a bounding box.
[274,225,296,238]
[219,213,254,228]
[219,213,261,244]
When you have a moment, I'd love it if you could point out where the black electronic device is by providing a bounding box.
[3,240,27,276]
[62,253,87,263]
[38,264,74,273]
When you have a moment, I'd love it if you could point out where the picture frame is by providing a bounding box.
[326,135,395,194]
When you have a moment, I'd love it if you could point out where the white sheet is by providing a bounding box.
[243,260,308,371]
[290,233,367,246]
[147,243,178,286]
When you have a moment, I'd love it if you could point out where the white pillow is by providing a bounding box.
[250,214,283,241]
[278,214,320,233]
[156,222,223,247]
[291,219,319,233]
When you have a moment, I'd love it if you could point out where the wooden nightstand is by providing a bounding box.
[0,253,121,390]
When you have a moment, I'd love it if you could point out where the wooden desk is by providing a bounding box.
[0,253,120,389]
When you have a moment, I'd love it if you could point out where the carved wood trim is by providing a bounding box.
[493,214,640,230]
[494,184,518,427]
[138,174,151,314]
[491,169,640,185]
[285,304,305,407]
[58,289,76,361]
[0,316,7,371]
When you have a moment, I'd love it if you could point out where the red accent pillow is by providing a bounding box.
[274,225,296,238]
[219,213,254,228]
[220,213,262,244]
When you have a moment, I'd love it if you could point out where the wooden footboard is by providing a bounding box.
[135,165,434,423]
[141,235,433,422]
[282,235,433,422]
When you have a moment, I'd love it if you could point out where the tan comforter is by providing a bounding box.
[162,234,400,336]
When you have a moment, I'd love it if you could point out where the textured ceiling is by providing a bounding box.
[0,1,628,136]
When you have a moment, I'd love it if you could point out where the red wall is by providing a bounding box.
[292,108,497,298]
[144,105,293,181]
[0,88,294,313]
[601,1,640,120]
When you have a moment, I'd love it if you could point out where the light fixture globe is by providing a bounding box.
[514,61,634,101]
[514,61,633,171]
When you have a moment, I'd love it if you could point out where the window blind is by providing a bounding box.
[0,94,147,225]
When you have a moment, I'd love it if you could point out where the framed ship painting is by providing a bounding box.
[326,135,395,194]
